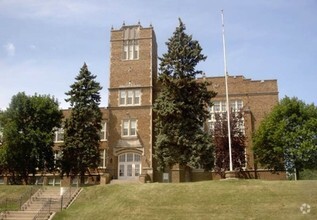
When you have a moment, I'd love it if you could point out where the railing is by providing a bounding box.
[20,186,44,210]
[0,198,13,220]
[0,186,42,220]
[57,186,77,211]
[0,186,42,213]
[0,185,80,220]
[33,198,51,220]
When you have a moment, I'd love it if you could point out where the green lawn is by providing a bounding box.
[0,185,33,211]
[53,180,317,220]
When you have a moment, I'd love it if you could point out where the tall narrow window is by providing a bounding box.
[127,90,133,105]
[120,91,126,105]
[99,149,107,168]
[100,122,107,141]
[54,128,64,142]
[134,90,140,105]
[123,27,139,60]
[123,121,129,136]
[130,120,136,136]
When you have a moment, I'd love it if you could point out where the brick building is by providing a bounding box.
[60,23,285,183]
[0,23,285,185]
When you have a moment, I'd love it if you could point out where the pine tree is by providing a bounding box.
[61,63,102,183]
[154,19,216,171]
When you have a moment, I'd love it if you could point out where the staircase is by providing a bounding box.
[1,187,81,220]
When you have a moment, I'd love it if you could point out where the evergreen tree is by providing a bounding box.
[253,97,317,178]
[212,110,246,178]
[0,92,62,184]
[154,19,216,171]
[61,63,102,183]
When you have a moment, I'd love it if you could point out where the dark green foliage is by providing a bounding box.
[0,92,62,184]
[212,111,246,178]
[154,19,216,171]
[253,97,317,175]
[61,63,102,182]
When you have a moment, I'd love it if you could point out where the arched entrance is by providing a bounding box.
[118,153,141,180]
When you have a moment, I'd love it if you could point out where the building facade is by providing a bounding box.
[64,23,285,183]
[0,23,286,185]
[106,24,157,181]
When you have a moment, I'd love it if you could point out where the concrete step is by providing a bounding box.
[3,187,80,220]
[110,179,140,184]
[2,210,51,220]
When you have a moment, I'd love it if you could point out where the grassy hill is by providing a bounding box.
[0,185,33,211]
[52,180,317,220]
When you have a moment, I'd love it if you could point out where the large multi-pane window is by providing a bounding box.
[119,89,141,106]
[123,40,139,60]
[122,119,137,137]
[123,27,139,60]
[208,100,244,133]
[118,153,141,178]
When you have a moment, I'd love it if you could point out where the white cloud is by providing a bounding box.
[4,42,15,56]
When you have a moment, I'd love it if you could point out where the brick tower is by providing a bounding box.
[106,23,157,181]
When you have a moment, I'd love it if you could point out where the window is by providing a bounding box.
[123,40,139,60]
[127,153,133,162]
[134,154,141,162]
[54,151,62,161]
[208,100,244,134]
[54,128,64,142]
[119,164,125,177]
[123,27,139,60]
[99,149,107,168]
[122,119,137,137]
[0,130,3,145]
[230,100,243,112]
[100,122,107,141]
[135,164,140,176]
[118,153,142,179]
[119,154,125,162]
[119,89,141,106]
[127,164,133,176]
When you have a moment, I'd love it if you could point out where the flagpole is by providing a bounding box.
[221,10,233,172]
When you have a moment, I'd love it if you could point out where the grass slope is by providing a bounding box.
[54,180,317,220]
[0,185,32,211]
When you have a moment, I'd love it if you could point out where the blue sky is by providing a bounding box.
[0,0,316,109]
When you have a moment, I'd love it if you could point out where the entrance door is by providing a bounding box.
[118,153,141,179]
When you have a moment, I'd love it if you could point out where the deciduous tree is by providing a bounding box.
[212,110,246,178]
[253,97,317,178]
[0,92,62,184]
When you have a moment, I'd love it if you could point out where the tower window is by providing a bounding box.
[119,89,141,106]
[123,27,139,60]
[123,40,139,60]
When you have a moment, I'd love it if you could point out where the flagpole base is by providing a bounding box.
[225,170,238,180]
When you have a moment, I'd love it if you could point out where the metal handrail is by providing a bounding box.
[20,186,44,210]
[32,198,51,220]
